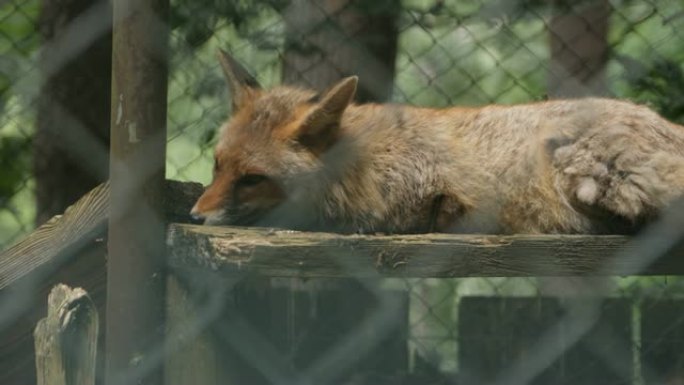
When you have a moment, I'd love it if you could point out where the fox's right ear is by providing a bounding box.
[295,76,357,152]
[217,49,261,110]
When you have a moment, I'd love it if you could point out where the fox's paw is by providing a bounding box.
[554,144,684,221]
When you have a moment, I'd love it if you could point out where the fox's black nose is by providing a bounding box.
[189,206,205,222]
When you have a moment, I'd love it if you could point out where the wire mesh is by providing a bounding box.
[1,0,684,384]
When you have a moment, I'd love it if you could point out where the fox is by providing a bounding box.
[190,50,684,234]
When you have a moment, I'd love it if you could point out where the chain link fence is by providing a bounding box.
[2,0,684,384]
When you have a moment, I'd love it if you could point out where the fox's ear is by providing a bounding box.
[217,49,261,110]
[297,76,358,151]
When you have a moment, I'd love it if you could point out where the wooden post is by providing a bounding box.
[34,284,99,385]
[106,0,168,384]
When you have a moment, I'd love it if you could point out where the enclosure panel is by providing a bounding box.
[640,299,684,385]
[210,278,409,384]
[459,297,632,385]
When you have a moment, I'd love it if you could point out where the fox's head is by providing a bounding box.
[190,50,358,227]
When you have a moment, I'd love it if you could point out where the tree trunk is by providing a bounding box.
[35,0,112,226]
[548,0,610,97]
[282,0,399,102]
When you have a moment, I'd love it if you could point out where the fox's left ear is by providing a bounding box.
[297,76,358,151]
[217,49,262,111]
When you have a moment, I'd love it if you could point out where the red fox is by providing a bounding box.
[190,50,684,234]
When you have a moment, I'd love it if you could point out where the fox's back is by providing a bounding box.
[342,98,684,233]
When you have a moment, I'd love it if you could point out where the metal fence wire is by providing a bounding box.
[2,0,684,384]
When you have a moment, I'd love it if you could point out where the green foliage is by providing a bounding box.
[0,0,40,113]
[0,135,31,204]
[621,58,684,123]
[0,0,39,246]
[396,0,548,106]
[170,0,288,48]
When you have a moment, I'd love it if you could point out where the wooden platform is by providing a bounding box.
[168,223,684,278]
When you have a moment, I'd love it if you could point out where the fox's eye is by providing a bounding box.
[237,174,268,187]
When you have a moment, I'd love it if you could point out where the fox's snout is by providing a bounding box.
[190,174,288,225]
[189,181,228,224]
[189,197,220,223]
[189,204,204,221]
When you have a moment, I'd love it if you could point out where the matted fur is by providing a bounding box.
[191,53,684,234]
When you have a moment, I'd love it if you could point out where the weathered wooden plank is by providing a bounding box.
[34,284,98,385]
[0,180,202,291]
[168,224,684,278]
[0,182,109,291]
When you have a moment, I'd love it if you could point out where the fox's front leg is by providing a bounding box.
[430,193,496,233]
[552,129,684,223]
[427,195,461,232]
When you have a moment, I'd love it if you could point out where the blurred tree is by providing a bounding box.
[170,0,288,48]
[282,0,399,102]
[34,0,112,225]
[548,0,610,97]
[621,58,684,124]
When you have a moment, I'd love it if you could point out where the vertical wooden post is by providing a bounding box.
[34,284,99,385]
[106,0,168,384]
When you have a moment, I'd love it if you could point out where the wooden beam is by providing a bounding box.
[168,224,684,278]
[106,0,169,382]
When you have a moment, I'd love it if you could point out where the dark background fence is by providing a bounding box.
[2,0,684,384]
